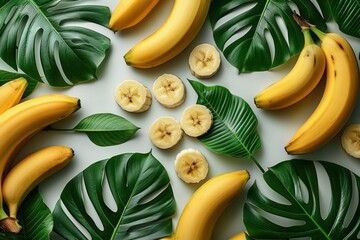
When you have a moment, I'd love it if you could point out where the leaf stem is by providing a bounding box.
[249,155,265,173]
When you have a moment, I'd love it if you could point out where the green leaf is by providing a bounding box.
[0,70,38,98]
[0,0,111,86]
[209,0,328,73]
[189,80,261,159]
[53,152,176,240]
[0,188,53,240]
[69,113,140,146]
[328,0,360,37]
[244,159,360,239]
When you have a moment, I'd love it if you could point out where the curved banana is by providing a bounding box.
[124,0,211,68]
[254,29,326,109]
[285,28,359,154]
[109,0,160,31]
[1,146,74,233]
[0,94,80,221]
[171,170,250,240]
[0,78,28,115]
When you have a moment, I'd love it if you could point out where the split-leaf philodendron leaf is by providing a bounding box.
[0,0,111,86]
[244,159,360,239]
[52,152,176,240]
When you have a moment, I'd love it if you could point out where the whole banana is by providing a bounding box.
[254,29,326,109]
[124,0,210,68]
[164,170,250,240]
[285,28,359,154]
[1,146,74,233]
[0,94,80,220]
[0,78,28,115]
[109,0,160,31]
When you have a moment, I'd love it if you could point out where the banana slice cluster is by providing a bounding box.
[153,74,185,108]
[180,104,213,137]
[148,116,183,149]
[175,148,209,183]
[341,124,360,158]
[189,43,221,78]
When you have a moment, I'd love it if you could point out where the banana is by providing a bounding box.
[341,124,360,158]
[109,0,160,31]
[188,43,221,78]
[180,104,213,137]
[172,170,250,240]
[1,146,74,233]
[174,148,208,183]
[254,29,326,109]
[0,78,28,115]
[114,80,152,113]
[148,116,183,149]
[153,74,185,108]
[285,26,359,154]
[124,0,211,68]
[0,94,80,221]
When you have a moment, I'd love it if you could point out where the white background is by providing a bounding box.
[1,0,360,239]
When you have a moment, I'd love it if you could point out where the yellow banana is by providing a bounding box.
[109,0,160,31]
[168,170,250,240]
[0,78,28,115]
[1,146,74,233]
[0,94,80,221]
[285,28,359,154]
[228,231,247,240]
[255,29,326,109]
[124,0,210,68]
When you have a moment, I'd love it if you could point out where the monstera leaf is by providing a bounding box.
[189,80,261,161]
[53,152,176,240]
[244,159,360,239]
[329,0,360,37]
[0,0,111,86]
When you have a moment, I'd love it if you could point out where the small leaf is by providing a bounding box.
[71,113,140,147]
[0,70,38,98]
[189,80,261,159]
[53,152,176,240]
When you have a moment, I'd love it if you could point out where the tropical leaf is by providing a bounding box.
[208,0,328,73]
[189,80,261,159]
[329,0,360,37]
[53,152,176,240]
[0,188,53,240]
[0,0,111,86]
[244,159,360,239]
[0,70,38,98]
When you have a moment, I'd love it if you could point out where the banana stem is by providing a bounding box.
[303,29,315,47]
[249,155,265,174]
[292,12,312,30]
[310,26,326,41]
[0,208,8,220]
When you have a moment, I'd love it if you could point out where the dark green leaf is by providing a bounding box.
[328,0,360,37]
[0,70,38,98]
[71,113,140,146]
[244,159,360,239]
[189,80,261,159]
[0,0,111,86]
[53,152,176,240]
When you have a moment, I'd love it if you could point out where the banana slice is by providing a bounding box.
[153,74,185,108]
[189,43,221,78]
[114,80,152,112]
[174,148,209,183]
[148,116,183,149]
[341,124,360,158]
[180,104,213,137]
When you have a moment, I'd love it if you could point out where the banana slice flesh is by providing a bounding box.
[114,80,152,112]
[189,43,221,78]
[180,104,213,137]
[148,116,183,149]
[175,148,209,183]
[341,124,360,158]
[153,74,185,108]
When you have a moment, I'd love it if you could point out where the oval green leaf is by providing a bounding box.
[53,152,176,240]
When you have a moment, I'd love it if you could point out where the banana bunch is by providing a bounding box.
[161,170,250,240]
[109,0,210,68]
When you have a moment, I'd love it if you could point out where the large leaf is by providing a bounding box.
[0,0,111,86]
[329,0,360,37]
[244,159,360,239]
[0,188,53,240]
[0,70,38,98]
[189,80,261,159]
[53,152,176,240]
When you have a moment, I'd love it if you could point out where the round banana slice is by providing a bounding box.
[153,74,185,108]
[189,43,221,78]
[148,116,183,149]
[114,80,152,113]
[341,124,360,158]
[175,148,209,183]
[180,104,213,137]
